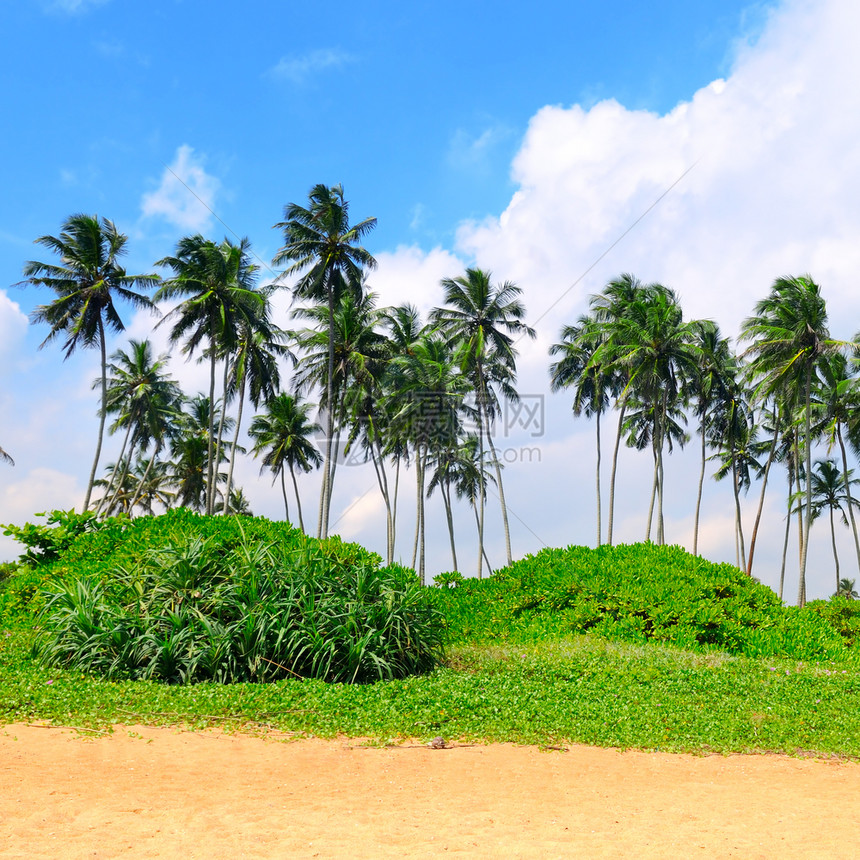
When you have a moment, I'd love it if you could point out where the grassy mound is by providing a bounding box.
[435,543,851,662]
[2,509,444,684]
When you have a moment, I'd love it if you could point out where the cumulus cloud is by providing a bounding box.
[267,49,353,84]
[371,246,465,320]
[141,145,220,232]
[0,290,29,368]
[458,0,860,341]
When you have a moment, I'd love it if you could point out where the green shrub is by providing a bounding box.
[2,508,111,565]
[12,510,443,684]
[435,543,849,661]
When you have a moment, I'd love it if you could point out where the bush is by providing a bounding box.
[435,543,849,661]
[11,510,442,684]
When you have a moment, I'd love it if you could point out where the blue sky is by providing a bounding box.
[3,0,860,601]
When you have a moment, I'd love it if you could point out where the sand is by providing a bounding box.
[1,723,856,859]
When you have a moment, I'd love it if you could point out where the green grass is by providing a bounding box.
[4,513,860,756]
[3,624,860,756]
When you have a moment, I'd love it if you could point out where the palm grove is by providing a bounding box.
[12,187,860,603]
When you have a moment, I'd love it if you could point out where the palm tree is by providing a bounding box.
[388,333,468,583]
[808,458,860,594]
[431,268,535,571]
[550,315,611,546]
[588,274,657,545]
[95,339,182,517]
[291,288,387,530]
[273,183,377,539]
[688,326,737,556]
[169,395,232,511]
[0,445,13,466]
[24,214,158,509]
[248,393,322,531]
[741,275,843,606]
[221,309,290,514]
[836,578,859,599]
[596,283,706,544]
[155,235,264,515]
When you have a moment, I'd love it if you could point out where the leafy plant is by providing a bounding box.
[28,511,443,684]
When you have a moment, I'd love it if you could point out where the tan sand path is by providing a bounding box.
[0,723,856,859]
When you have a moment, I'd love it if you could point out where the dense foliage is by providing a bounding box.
[2,509,444,684]
[435,543,852,661]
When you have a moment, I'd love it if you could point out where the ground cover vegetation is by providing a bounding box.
[2,511,860,755]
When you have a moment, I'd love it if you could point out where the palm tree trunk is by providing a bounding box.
[693,414,707,556]
[369,440,393,564]
[646,443,658,542]
[595,408,602,547]
[607,400,627,546]
[411,454,420,571]
[830,507,840,594]
[471,502,494,575]
[319,287,337,539]
[836,425,860,575]
[798,366,813,607]
[418,446,427,585]
[392,455,401,563]
[323,390,348,535]
[656,394,666,546]
[442,479,458,572]
[746,415,779,576]
[779,487,792,602]
[96,420,134,517]
[486,425,511,565]
[222,379,246,515]
[205,345,217,516]
[477,402,486,578]
[280,466,290,522]
[211,360,230,515]
[731,455,747,571]
[289,464,305,532]
[84,318,108,511]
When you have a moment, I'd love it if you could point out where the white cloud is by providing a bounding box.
[371,245,465,320]
[0,468,81,561]
[457,0,860,341]
[0,290,29,369]
[140,145,221,233]
[267,49,353,84]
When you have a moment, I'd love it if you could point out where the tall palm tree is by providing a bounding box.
[221,309,290,514]
[388,333,468,583]
[588,274,656,545]
[169,394,232,512]
[550,315,611,546]
[24,214,158,509]
[431,268,535,570]
[155,235,264,515]
[248,392,322,531]
[596,283,706,544]
[688,326,737,556]
[95,339,182,516]
[273,183,377,539]
[291,288,387,530]
[808,458,860,594]
[741,275,842,606]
